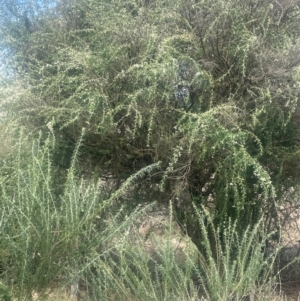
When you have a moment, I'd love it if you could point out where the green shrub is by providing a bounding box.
[1,0,300,252]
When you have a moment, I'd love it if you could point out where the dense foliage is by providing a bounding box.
[1,0,300,248]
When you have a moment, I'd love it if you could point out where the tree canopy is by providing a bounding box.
[1,0,300,247]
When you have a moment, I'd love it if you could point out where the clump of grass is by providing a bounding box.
[0,131,160,300]
[191,205,278,301]
[0,131,282,301]
[83,206,201,301]
[78,203,278,301]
